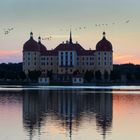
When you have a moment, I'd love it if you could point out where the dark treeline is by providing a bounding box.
[0,63,140,82]
[0,63,23,80]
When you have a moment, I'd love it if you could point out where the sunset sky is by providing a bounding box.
[0,0,140,64]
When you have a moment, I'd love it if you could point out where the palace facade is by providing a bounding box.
[23,31,113,81]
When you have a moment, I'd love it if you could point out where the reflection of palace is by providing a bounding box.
[23,90,112,139]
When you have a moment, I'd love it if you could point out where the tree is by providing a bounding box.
[28,70,41,81]
[73,70,80,76]
[47,70,53,79]
[95,70,102,80]
[104,70,109,80]
[84,70,94,82]
[19,71,26,80]
[110,70,121,80]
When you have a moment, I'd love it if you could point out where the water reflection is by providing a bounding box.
[23,90,113,139]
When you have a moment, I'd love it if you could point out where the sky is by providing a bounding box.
[0,0,140,64]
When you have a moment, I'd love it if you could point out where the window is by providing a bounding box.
[66,61,68,66]
[98,62,100,65]
[41,62,45,65]
[34,57,36,60]
[28,62,30,65]
[70,61,73,66]
[98,57,100,60]
[34,62,36,65]
[28,52,30,55]
[104,52,106,55]
[90,62,94,65]
[104,57,106,60]
[104,62,106,65]
[51,62,53,65]
[98,52,100,55]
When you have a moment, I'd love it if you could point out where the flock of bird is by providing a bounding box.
[40,20,130,41]
[42,36,52,41]
[59,20,131,32]
[4,28,14,35]
[1,20,130,41]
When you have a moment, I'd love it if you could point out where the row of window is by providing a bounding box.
[24,62,112,66]
[26,52,111,57]
[77,62,94,66]
[24,57,112,61]
[98,62,112,66]
[41,57,53,60]
[60,52,73,55]
[98,57,112,60]
[41,69,91,73]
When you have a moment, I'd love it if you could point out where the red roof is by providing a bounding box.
[55,43,85,51]
[96,37,113,52]
[23,37,40,52]
[38,41,47,53]
[40,43,95,56]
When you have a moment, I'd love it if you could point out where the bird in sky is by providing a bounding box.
[126,20,130,23]
[3,27,14,35]
[42,36,52,41]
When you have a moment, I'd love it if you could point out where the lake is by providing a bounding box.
[0,85,140,140]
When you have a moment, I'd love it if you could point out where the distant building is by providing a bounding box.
[23,31,113,82]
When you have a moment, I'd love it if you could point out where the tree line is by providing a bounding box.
[0,63,140,82]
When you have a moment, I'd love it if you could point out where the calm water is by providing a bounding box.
[0,86,140,140]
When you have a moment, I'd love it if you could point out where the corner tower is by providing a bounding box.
[23,32,40,74]
[95,32,113,79]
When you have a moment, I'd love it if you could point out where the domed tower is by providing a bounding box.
[38,36,47,53]
[23,32,40,74]
[95,32,113,79]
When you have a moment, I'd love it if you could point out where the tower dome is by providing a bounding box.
[38,36,47,53]
[96,32,113,51]
[23,32,40,51]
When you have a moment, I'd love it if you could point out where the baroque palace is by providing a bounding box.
[23,31,113,82]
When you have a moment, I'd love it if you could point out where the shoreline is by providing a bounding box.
[1,80,140,86]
